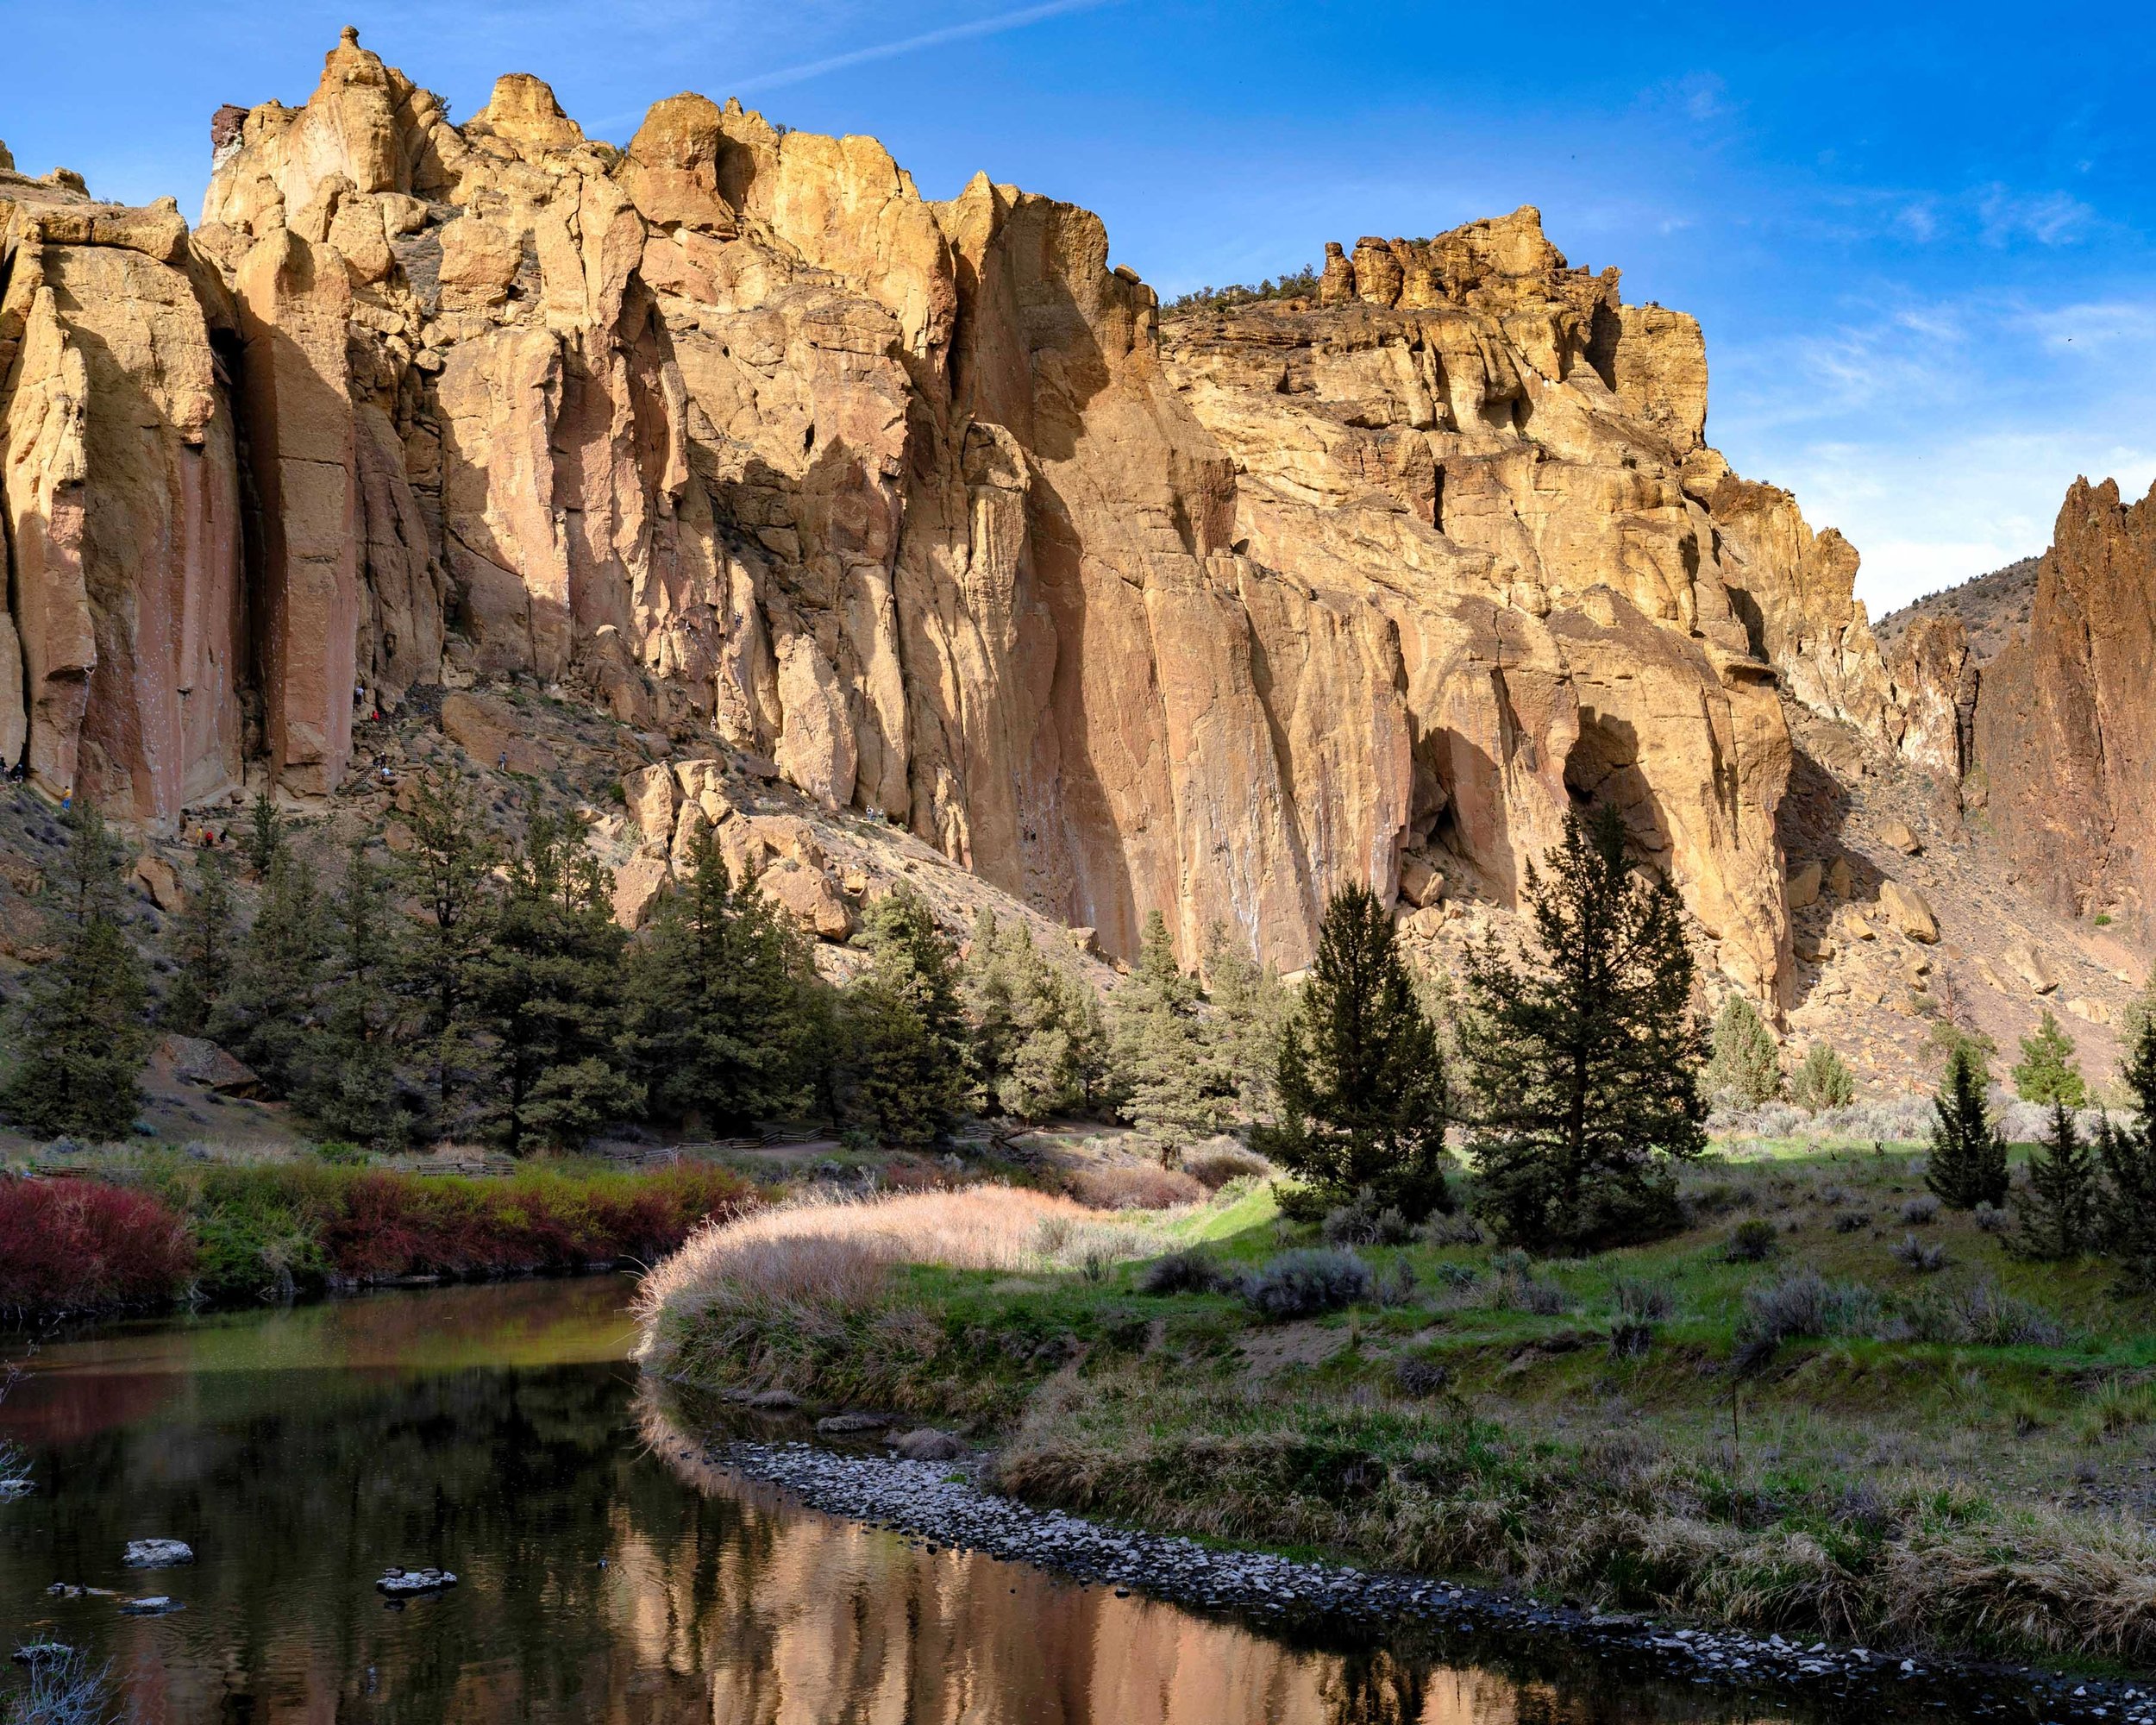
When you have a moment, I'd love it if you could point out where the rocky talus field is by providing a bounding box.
[0,27,2148,1083]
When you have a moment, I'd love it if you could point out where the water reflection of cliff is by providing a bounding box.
[1,1283,1720,1725]
[632,1386,1518,1725]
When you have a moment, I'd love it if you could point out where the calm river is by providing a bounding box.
[0,1277,1908,1723]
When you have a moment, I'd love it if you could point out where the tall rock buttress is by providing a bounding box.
[0,31,1908,1010]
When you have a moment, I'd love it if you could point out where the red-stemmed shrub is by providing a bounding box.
[0,1176,195,1316]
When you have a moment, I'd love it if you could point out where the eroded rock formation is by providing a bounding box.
[1972,479,2156,932]
[0,32,1902,1005]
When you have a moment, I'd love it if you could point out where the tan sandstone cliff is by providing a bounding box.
[0,32,1896,1007]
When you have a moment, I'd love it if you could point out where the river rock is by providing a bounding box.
[747,1389,801,1410]
[375,1566,458,1596]
[118,1596,184,1615]
[10,1643,72,1665]
[122,1539,193,1568]
[816,1412,890,1434]
[890,1427,964,1462]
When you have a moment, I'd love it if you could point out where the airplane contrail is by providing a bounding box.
[732,0,1119,95]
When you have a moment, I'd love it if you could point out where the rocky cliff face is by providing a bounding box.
[0,32,1894,1002]
[1970,480,2156,933]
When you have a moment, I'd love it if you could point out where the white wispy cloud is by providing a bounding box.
[731,0,1118,95]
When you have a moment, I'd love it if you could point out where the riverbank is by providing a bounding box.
[636,1159,2156,1672]
[1,1157,755,1319]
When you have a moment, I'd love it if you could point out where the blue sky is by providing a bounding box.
[7,0,2154,616]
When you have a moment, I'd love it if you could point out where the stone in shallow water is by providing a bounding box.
[122,1539,193,1568]
[889,1428,964,1461]
[816,1412,889,1434]
[119,1596,184,1616]
[376,1567,458,1596]
[10,1643,72,1665]
[748,1389,801,1410]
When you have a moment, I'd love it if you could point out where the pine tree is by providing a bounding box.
[2013,1009,2087,1107]
[298,836,411,1151]
[625,826,816,1132]
[2098,1002,2156,1289]
[0,802,153,1140]
[1252,885,1451,1219]
[840,886,968,1145]
[164,850,236,1037]
[962,913,1098,1123]
[246,789,285,875]
[1926,1041,2009,1209]
[394,764,498,1107]
[1458,806,1705,1251]
[1789,1040,1855,1111]
[1703,993,1782,1107]
[2020,1100,2098,1260]
[1108,911,1233,1149]
[211,849,326,1095]
[1203,922,1289,1119]
[467,811,636,1155]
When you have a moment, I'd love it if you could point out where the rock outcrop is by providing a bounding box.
[0,32,1905,1006]
[1972,478,2156,932]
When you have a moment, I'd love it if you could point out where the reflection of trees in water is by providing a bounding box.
[3,1299,1706,1725]
[636,1385,1541,1725]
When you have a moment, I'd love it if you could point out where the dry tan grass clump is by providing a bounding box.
[636,1186,1150,1363]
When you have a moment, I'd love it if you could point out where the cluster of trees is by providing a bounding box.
[1259,807,1710,1252]
[0,780,1292,1157]
[1927,1000,2156,1283]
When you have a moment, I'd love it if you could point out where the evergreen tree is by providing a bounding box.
[211,848,326,1095]
[467,812,635,1155]
[1929,1019,1998,1091]
[1926,1041,2009,1209]
[0,802,152,1140]
[2020,1099,2098,1260]
[298,836,411,1151]
[1703,993,1783,1107]
[1458,806,1705,1251]
[246,789,285,875]
[625,827,816,1132]
[163,850,236,1037]
[1203,921,1290,1119]
[1789,1040,1855,1111]
[2098,1002,2156,1289]
[840,886,968,1145]
[1252,885,1451,1219]
[1108,911,1234,1149]
[962,912,1099,1123]
[2013,1009,2087,1107]
[394,764,499,1107]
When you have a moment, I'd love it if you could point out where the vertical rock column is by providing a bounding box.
[235,228,357,795]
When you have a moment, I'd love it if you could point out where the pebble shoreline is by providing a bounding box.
[705,1436,2154,1724]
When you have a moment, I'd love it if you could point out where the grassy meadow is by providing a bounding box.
[639,1138,2156,1669]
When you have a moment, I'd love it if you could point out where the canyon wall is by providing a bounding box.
[1969,479,2156,933]
[0,33,1900,1002]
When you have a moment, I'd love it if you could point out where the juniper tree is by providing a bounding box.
[1202,921,1290,1120]
[211,848,326,1095]
[1928,1019,1998,1091]
[2098,1001,2156,1289]
[1458,806,1705,1251]
[246,789,285,875]
[1789,1040,1855,1112]
[1252,884,1451,1220]
[625,826,816,1132]
[1926,1040,2009,1210]
[2020,1099,2098,1260]
[962,911,1093,1123]
[163,850,236,1037]
[2013,1009,2087,1107]
[1108,911,1233,1150]
[467,811,636,1155]
[0,802,153,1140]
[299,836,411,1151]
[394,763,499,1107]
[841,886,969,1145]
[1703,993,1783,1107]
